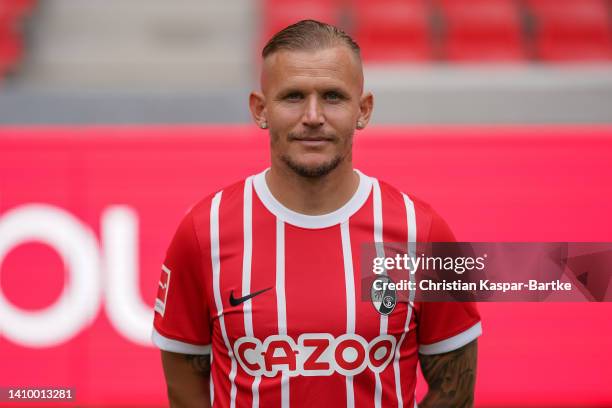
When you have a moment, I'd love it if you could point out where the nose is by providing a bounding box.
[302,95,324,128]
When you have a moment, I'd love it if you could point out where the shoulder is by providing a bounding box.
[188,178,246,218]
[177,177,250,250]
[372,176,455,242]
[376,178,433,213]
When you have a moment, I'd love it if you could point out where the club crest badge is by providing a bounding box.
[371,275,397,315]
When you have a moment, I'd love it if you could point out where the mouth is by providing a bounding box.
[290,134,334,146]
[293,138,332,148]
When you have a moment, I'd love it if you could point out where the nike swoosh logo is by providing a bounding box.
[229,287,272,306]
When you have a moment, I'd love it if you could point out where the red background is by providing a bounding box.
[1,126,611,407]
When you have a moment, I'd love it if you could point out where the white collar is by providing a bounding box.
[252,168,373,229]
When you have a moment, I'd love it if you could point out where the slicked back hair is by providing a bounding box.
[262,19,361,61]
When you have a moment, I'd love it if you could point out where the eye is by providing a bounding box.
[324,91,344,102]
[284,92,303,101]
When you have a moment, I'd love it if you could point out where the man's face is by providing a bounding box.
[254,46,371,178]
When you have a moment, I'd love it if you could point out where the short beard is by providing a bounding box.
[281,154,343,178]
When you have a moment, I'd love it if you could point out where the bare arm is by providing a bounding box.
[418,339,478,408]
[161,350,211,408]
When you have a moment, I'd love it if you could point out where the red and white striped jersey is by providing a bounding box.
[152,168,481,408]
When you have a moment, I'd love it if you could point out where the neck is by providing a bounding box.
[265,161,359,215]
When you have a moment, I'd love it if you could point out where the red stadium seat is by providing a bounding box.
[527,0,612,61]
[0,0,34,79]
[353,0,432,62]
[0,0,36,19]
[262,0,342,50]
[439,0,526,62]
[0,25,23,75]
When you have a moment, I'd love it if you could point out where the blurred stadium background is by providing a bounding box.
[1,0,612,123]
[1,1,612,407]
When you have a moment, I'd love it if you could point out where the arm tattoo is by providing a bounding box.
[184,354,211,377]
[419,339,477,408]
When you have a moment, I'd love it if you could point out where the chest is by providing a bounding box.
[212,222,412,343]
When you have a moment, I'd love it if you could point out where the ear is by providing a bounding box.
[356,92,374,130]
[249,91,268,129]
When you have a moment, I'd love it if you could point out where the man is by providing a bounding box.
[152,20,481,408]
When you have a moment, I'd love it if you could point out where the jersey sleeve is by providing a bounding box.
[416,207,482,355]
[152,210,212,354]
